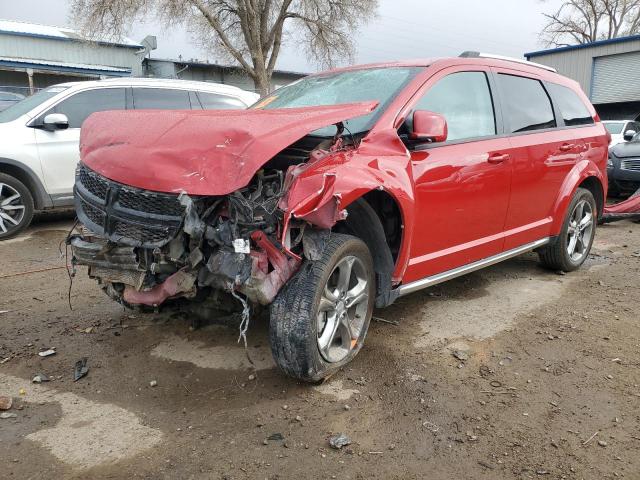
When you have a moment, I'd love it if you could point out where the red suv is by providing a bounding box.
[70,53,608,381]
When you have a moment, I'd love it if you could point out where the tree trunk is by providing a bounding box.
[253,68,271,97]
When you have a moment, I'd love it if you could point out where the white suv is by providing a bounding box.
[0,78,259,239]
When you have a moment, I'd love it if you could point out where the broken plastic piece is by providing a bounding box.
[73,357,89,382]
[38,348,56,357]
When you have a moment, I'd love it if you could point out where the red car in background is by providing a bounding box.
[70,53,609,382]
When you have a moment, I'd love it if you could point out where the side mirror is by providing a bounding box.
[623,129,636,142]
[411,110,448,143]
[43,113,69,131]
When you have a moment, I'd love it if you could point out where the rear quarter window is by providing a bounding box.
[497,74,556,133]
[546,83,594,126]
[197,91,247,110]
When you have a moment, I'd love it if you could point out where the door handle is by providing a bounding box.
[488,153,510,164]
[559,143,575,152]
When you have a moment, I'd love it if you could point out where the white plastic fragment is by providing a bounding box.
[233,238,251,254]
[38,349,56,357]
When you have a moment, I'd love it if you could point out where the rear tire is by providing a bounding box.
[0,173,34,240]
[269,234,375,382]
[538,187,596,272]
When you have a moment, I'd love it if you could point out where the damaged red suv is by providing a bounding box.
[70,53,608,381]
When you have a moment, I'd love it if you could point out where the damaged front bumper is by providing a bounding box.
[70,164,302,308]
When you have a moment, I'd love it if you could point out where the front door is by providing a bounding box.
[35,87,126,198]
[401,68,512,283]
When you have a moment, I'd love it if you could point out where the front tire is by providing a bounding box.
[269,234,375,382]
[0,173,34,240]
[538,187,597,272]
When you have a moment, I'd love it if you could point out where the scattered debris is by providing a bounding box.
[583,431,599,446]
[0,412,17,419]
[422,421,440,433]
[0,357,10,364]
[0,395,12,410]
[18,388,26,396]
[149,380,158,387]
[38,348,56,357]
[328,433,352,449]
[452,350,469,361]
[73,357,89,382]
[294,415,302,422]
[32,374,50,384]
[598,440,608,447]
[344,405,351,411]
[0,310,9,314]
[372,316,399,326]
[267,433,284,441]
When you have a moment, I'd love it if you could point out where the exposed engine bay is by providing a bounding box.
[68,135,340,311]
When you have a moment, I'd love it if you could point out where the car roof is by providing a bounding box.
[313,57,576,86]
[53,77,254,95]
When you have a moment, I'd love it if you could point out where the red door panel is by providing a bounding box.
[404,138,512,283]
[503,129,582,249]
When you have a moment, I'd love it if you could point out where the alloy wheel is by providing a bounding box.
[0,183,26,235]
[317,255,370,363]
[566,199,594,262]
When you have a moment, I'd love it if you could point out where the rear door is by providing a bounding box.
[131,87,193,110]
[403,67,513,282]
[34,87,126,199]
[493,69,582,250]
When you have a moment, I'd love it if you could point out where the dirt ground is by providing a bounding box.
[0,211,639,480]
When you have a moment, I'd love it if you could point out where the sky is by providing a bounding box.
[0,0,562,74]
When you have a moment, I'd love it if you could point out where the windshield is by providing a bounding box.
[254,67,422,136]
[0,86,69,123]
[604,121,626,135]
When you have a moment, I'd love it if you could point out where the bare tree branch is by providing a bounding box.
[70,0,379,96]
[541,0,640,47]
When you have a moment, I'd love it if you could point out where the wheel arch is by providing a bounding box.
[0,158,51,210]
[550,160,605,233]
[334,189,405,308]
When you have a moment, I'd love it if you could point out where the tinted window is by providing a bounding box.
[546,83,593,126]
[498,74,555,133]
[414,71,496,142]
[132,88,191,110]
[197,91,246,110]
[0,86,68,123]
[48,88,125,128]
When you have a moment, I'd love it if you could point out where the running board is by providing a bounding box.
[397,238,551,297]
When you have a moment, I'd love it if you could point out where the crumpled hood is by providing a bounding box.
[80,102,377,195]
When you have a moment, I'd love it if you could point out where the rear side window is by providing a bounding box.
[414,71,496,142]
[498,74,556,133]
[546,83,594,126]
[132,88,191,110]
[47,88,126,128]
[197,92,246,110]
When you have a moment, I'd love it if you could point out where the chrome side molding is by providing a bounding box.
[397,238,551,297]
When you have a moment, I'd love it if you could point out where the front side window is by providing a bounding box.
[413,71,496,142]
[546,83,594,126]
[132,88,191,110]
[254,67,423,135]
[46,88,126,128]
[196,92,246,110]
[498,74,556,133]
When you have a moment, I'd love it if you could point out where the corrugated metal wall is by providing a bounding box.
[592,51,640,103]
[528,38,640,100]
[0,34,142,75]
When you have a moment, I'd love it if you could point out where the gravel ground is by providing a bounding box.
[0,212,639,479]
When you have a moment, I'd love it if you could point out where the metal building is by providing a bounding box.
[525,35,640,120]
[144,58,306,93]
[0,19,143,96]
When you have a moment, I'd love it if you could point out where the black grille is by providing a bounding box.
[78,164,109,200]
[112,219,174,245]
[118,187,183,216]
[74,163,186,248]
[80,198,105,226]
